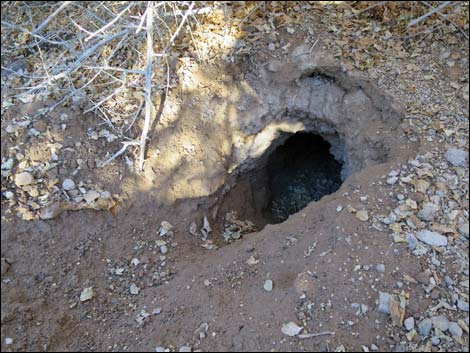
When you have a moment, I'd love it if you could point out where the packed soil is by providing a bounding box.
[1,2,469,353]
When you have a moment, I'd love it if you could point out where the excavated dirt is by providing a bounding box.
[1,44,430,352]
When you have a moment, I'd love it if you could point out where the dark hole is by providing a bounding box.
[218,132,343,235]
[265,133,343,223]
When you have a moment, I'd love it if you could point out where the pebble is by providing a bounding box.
[457,299,469,312]
[80,287,94,302]
[431,337,440,346]
[5,338,13,345]
[15,172,34,186]
[418,203,439,221]
[386,177,398,185]
[444,148,468,166]
[415,230,448,247]
[263,279,273,292]
[281,322,303,336]
[62,178,75,191]
[356,210,369,222]
[444,276,454,287]
[448,322,463,339]
[155,347,166,353]
[418,318,432,337]
[431,315,449,331]
[130,283,140,295]
[458,222,469,238]
[160,245,168,255]
[406,233,417,250]
[268,43,276,51]
[376,264,385,273]
[179,346,191,352]
[404,317,415,331]
[378,292,391,314]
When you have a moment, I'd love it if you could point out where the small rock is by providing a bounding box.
[406,233,417,250]
[378,292,391,314]
[404,317,415,331]
[376,264,385,273]
[430,337,440,346]
[444,148,468,166]
[1,158,14,170]
[458,222,469,238]
[179,346,191,352]
[80,287,94,302]
[159,221,173,236]
[416,230,447,247]
[62,178,75,191]
[130,283,140,295]
[189,222,197,236]
[418,203,439,221]
[448,322,463,339]
[160,245,168,254]
[431,315,449,331]
[5,338,13,345]
[356,210,369,222]
[263,279,273,292]
[457,299,469,312]
[281,322,303,337]
[155,347,166,352]
[268,43,276,51]
[15,172,34,186]
[387,177,398,185]
[84,190,100,204]
[418,318,432,337]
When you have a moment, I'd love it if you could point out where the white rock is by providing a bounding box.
[84,190,100,204]
[159,221,173,236]
[444,148,468,166]
[62,178,75,191]
[160,245,168,254]
[5,338,13,345]
[376,264,385,273]
[378,292,391,314]
[263,279,273,292]
[80,287,94,302]
[404,317,415,331]
[130,283,140,295]
[281,322,303,336]
[416,230,447,247]
[15,172,34,186]
[386,177,398,185]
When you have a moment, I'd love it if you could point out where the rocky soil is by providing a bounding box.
[1,2,469,352]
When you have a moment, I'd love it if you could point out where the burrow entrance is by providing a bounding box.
[217,132,345,240]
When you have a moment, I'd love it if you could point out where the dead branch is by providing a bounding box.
[138,1,155,171]
[32,1,72,34]
[408,1,454,28]
[420,1,469,38]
